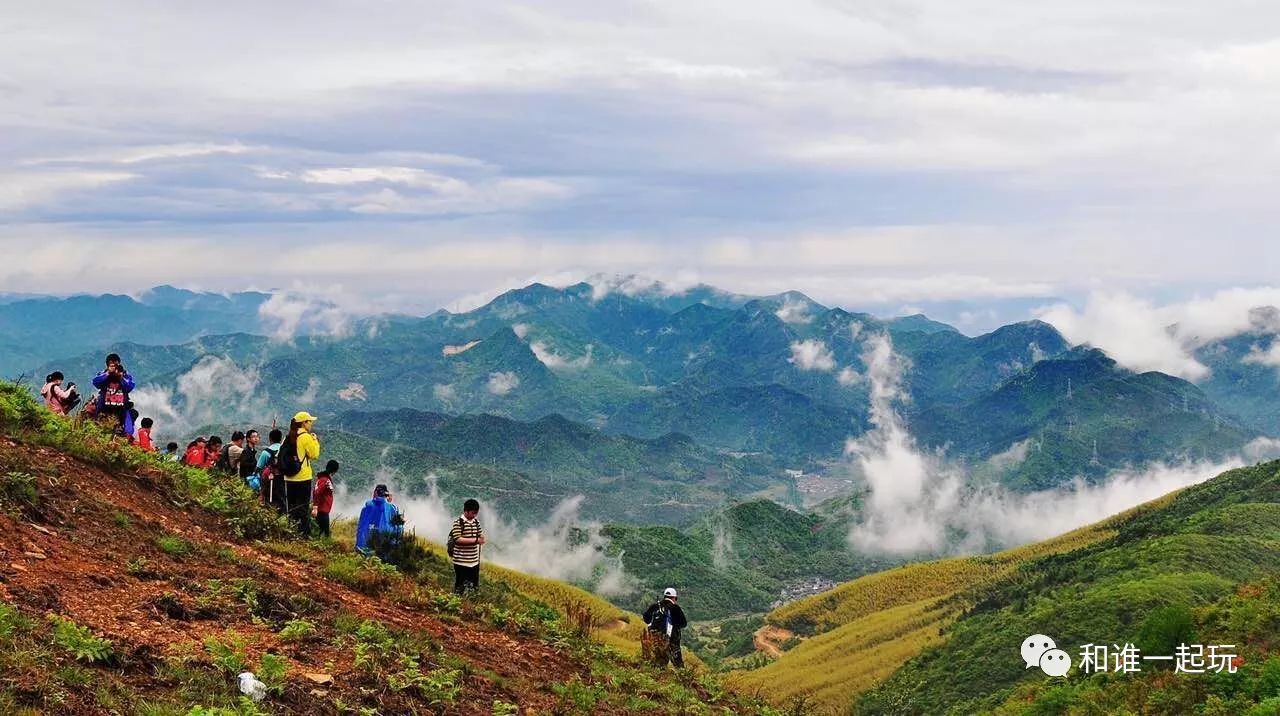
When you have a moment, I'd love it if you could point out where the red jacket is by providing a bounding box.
[183,444,206,466]
[313,473,334,514]
[137,428,155,452]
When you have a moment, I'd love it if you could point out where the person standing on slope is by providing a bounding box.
[237,429,260,489]
[312,460,338,539]
[447,499,486,595]
[642,588,688,668]
[256,428,285,512]
[91,353,135,437]
[280,412,321,537]
[356,484,402,560]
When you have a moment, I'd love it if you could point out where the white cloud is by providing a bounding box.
[837,366,862,386]
[0,170,136,210]
[258,291,352,341]
[789,339,836,372]
[432,383,457,404]
[297,377,321,405]
[847,332,1247,556]
[775,295,814,324]
[486,371,520,395]
[531,341,593,370]
[132,356,265,440]
[1242,342,1280,369]
[1038,288,1280,381]
[511,323,530,339]
[333,473,633,596]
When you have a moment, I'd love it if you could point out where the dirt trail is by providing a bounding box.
[0,436,610,714]
[754,624,796,659]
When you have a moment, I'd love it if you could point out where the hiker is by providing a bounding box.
[256,428,285,512]
[183,438,207,466]
[164,442,181,462]
[447,498,485,595]
[355,484,402,560]
[312,460,338,539]
[237,429,260,488]
[281,412,321,537]
[40,372,79,415]
[91,353,135,437]
[204,436,223,470]
[217,431,245,473]
[136,417,156,452]
[642,588,688,668]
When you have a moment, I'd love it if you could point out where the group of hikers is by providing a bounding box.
[39,352,690,667]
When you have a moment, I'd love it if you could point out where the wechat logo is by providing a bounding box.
[1022,634,1071,677]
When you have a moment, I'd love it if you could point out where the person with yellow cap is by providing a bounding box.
[280,410,322,536]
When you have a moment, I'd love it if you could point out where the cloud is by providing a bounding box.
[987,438,1033,472]
[296,377,321,405]
[258,291,352,341]
[789,339,836,372]
[334,473,632,595]
[1242,342,1280,369]
[530,341,593,370]
[432,383,457,405]
[837,366,862,386]
[847,332,1247,556]
[132,356,266,440]
[6,3,1280,310]
[1038,288,1280,381]
[0,170,136,210]
[486,371,520,396]
[775,295,814,324]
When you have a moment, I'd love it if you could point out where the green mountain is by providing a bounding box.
[20,280,1276,501]
[914,348,1257,490]
[735,460,1280,714]
[1197,313,1280,436]
[330,408,779,492]
[0,287,274,376]
[602,499,894,621]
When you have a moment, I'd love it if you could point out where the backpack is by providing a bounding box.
[214,445,233,473]
[647,602,670,632]
[237,446,258,479]
[446,517,463,559]
[278,439,303,478]
[61,387,81,413]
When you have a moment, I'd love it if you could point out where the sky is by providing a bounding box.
[2,1,1280,332]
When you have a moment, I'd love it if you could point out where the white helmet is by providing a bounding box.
[663,587,678,598]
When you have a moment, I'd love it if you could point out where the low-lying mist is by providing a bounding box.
[848,332,1255,556]
[332,467,634,597]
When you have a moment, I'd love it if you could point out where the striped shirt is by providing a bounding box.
[448,517,484,567]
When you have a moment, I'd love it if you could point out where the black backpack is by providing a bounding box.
[278,439,303,478]
[446,517,463,559]
[237,446,258,478]
[647,602,669,632]
[214,445,234,473]
[61,386,82,413]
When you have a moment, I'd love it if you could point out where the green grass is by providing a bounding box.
[851,461,1280,715]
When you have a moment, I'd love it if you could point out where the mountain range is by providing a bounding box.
[23,280,1276,506]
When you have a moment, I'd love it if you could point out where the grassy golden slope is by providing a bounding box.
[730,494,1180,712]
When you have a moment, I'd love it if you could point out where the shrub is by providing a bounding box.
[257,653,288,695]
[323,554,399,595]
[156,535,193,558]
[47,615,113,663]
[278,619,317,642]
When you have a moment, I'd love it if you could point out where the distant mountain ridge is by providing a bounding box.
[14,278,1278,516]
